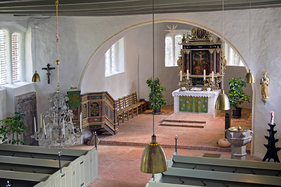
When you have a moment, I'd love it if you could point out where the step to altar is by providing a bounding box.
[160,112,213,128]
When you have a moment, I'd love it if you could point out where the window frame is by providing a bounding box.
[165,30,189,67]
[105,37,125,77]
[0,28,24,85]
[224,43,244,67]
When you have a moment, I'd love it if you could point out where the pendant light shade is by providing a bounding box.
[245,70,255,84]
[141,135,168,174]
[32,70,40,82]
[215,90,230,110]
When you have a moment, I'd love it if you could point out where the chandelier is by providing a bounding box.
[33,0,81,147]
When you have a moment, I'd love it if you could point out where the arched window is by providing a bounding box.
[105,38,125,77]
[0,29,23,85]
[0,29,8,85]
[224,43,244,66]
[165,31,187,67]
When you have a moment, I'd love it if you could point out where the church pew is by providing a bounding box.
[171,154,281,176]
[0,155,69,168]
[146,153,281,187]
[0,144,98,187]
[161,167,281,187]
[0,144,87,161]
[0,170,50,182]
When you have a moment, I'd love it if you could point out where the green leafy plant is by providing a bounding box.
[146,77,166,112]
[0,112,28,144]
[228,77,250,108]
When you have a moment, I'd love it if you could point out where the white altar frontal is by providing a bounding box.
[172,89,220,118]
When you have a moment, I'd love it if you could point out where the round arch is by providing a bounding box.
[78,19,251,88]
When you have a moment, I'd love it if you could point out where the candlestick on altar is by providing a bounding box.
[270,111,274,124]
[180,71,182,81]
[211,71,214,82]
[34,117,37,133]
[186,69,189,80]
[40,114,43,129]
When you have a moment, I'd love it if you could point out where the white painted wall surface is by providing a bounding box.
[0,88,7,119]
[0,7,280,158]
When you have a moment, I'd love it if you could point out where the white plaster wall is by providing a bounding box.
[0,7,278,158]
[0,88,7,120]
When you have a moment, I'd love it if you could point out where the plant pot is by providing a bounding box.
[153,107,161,114]
[232,107,242,119]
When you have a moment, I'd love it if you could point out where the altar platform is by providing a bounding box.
[159,112,213,128]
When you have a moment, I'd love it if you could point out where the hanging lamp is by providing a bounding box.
[215,90,230,110]
[245,1,255,84]
[140,0,167,174]
[32,71,40,82]
[32,25,40,82]
[246,70,255,83]
[215,0,230,111]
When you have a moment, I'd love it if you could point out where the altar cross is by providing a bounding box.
[42,64,55,84]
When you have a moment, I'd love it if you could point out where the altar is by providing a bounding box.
[172,89,220,118]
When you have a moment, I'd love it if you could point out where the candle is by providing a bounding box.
[43,119,46,135]
[34,117,37,133]
[70,115,73,124]
[40,114,43,129]
[62,119,65,136]
[211,71,214,82]
[80,113,83,130]
[270,112,274,124]
[180,71,182,81]
[186,69,189,80]
[203,69,206,81]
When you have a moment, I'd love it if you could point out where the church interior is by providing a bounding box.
[0,0,281,186]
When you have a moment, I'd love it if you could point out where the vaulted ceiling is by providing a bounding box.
[0,0,281,17]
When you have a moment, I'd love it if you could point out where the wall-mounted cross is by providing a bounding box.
[42,64,55,84]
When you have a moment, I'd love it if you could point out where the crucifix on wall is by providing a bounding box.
[42,64,55,84]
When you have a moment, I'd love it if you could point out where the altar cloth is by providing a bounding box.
[172,89,220,118]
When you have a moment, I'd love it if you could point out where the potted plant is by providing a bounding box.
[228,77,250,118]
[146,77,166,114]
[0,112,28,144]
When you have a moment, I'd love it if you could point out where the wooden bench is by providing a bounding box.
[116,92,146,123]
[171,154,281,176]
[0,144,98,187]
[145,153,281,187]
[162,167,281,187]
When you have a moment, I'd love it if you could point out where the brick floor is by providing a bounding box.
[74,106,256,187]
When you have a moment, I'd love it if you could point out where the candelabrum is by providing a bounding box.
[32,91,82,147]
[203,79,207,91]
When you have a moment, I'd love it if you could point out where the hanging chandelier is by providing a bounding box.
[32,0,81,147]
[140,0,168,174]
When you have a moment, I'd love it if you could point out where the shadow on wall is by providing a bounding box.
[224,65,252,109]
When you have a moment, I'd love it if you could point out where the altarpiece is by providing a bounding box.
[173,28,226,117]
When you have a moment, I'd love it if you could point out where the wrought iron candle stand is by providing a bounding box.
[32,91,81,147]
[262,123,280,162]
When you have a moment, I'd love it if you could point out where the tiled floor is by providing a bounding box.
[76,106,255,186]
